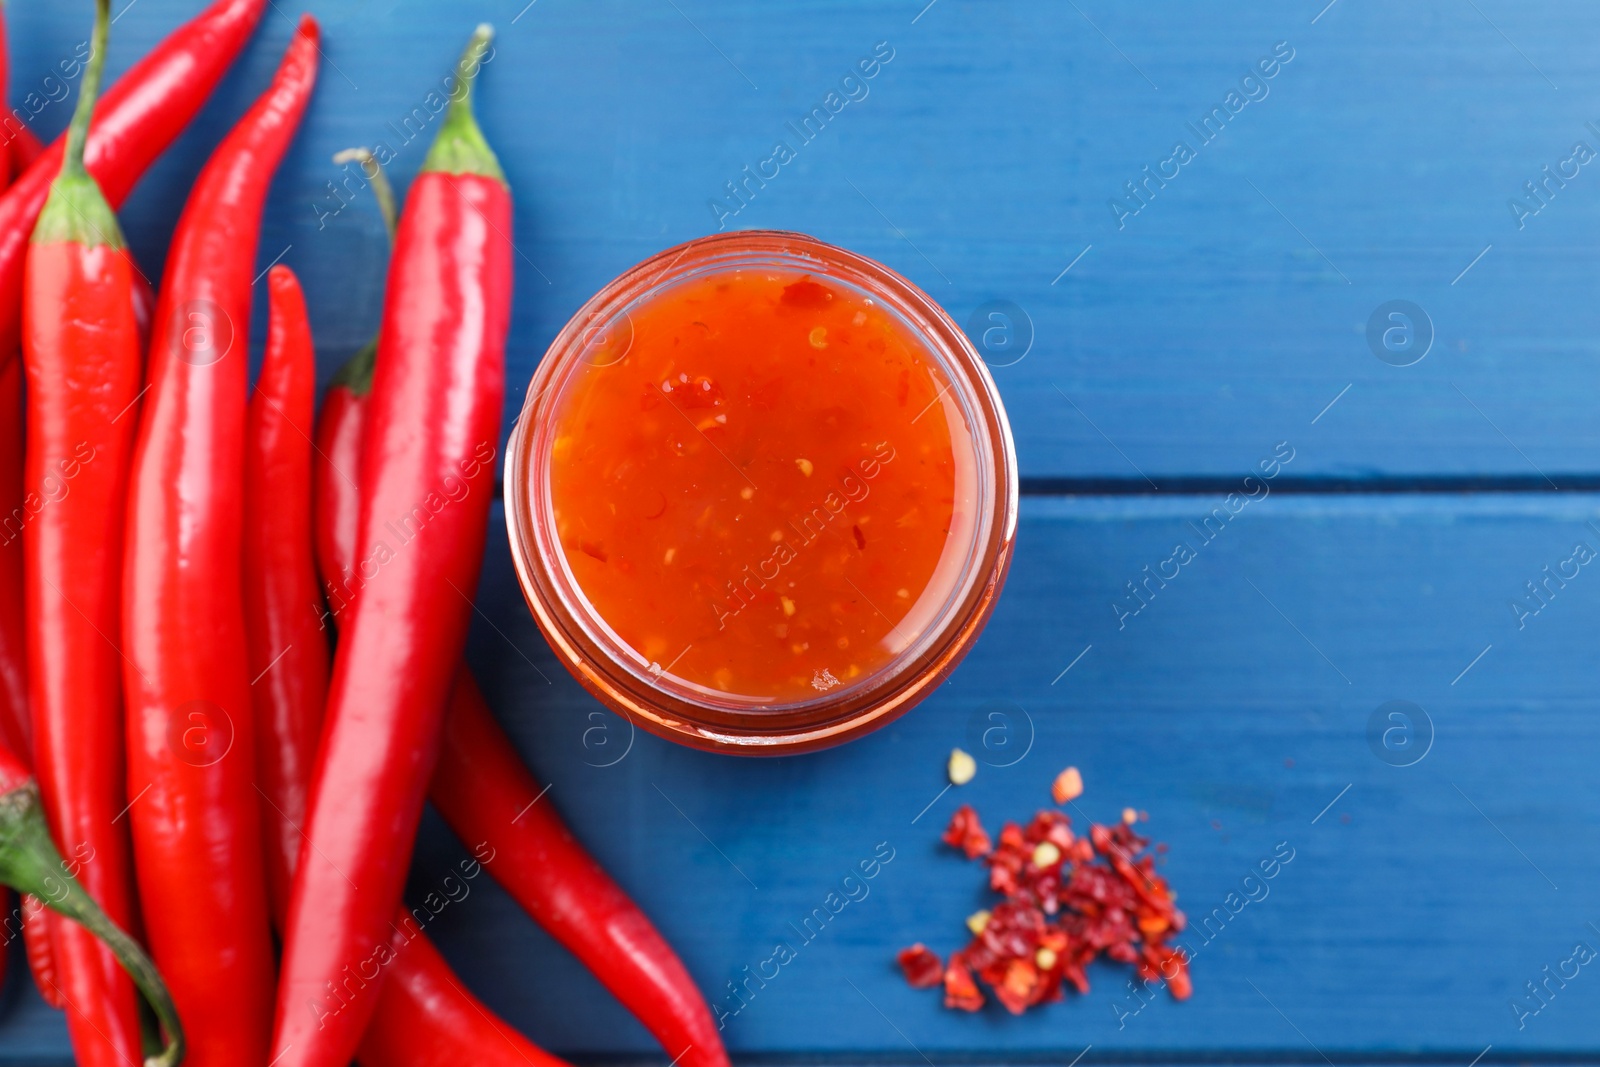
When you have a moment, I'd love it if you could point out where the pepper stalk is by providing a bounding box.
[324,145,398,396]
[33,0,124,249]
[321,17,502,398]
[422,24,504,182]
[0,769,184,1067]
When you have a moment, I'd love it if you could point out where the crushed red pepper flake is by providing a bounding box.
[896,943,944,988]
[942,952,983,1012]
[902,783,1190,1015]
[941,803,991,859]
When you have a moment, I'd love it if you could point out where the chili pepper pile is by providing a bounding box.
[898,782,1191,1015]
[0,2,731,1066]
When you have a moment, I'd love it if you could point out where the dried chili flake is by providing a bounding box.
[897,943,944,988]
[993,958,1040,1015]
[941,803,991,858]
[942,952,984,1011]
[900,775,1189,1016]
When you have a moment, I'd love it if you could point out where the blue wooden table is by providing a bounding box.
[6,0,1600,1062]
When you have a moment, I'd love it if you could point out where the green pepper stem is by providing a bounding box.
[421,24,505,182]
[330,337,377,395]
[61,0,112,182]
[34,0,124,248]
[325,146,389,396]
[331,147,397,245]
[0,785,185,1067]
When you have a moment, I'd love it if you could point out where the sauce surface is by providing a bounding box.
[546,268,974,704]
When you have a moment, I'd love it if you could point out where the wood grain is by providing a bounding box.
[9,0,1600,483]
[4,494,1598,1056]
[388,499,1600,1056]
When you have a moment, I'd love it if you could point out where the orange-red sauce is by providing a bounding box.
[547,269,972,704]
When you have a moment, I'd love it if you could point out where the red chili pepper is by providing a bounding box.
[244,264,328,922]
[249,262,575,1067]
[0,0,264,749]
[0,736,184,1065]
[311,151,731,1067]
[0,0,267,364]
[318,362,729,1067]
[0,251,149,1022]
[288,156,564,1066]
[19,894,60,1005]
[123,20,317,1066]
[0,352,24,764]
[358,931,576,1067]
[432,672,731,1067]
[311,341,371,617]
[21,0,143,1056]
[272,28,509,1066]
[0,0,263,1001]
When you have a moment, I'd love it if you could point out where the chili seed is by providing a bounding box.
[948,748,977,786]
[1051,766,1083,804]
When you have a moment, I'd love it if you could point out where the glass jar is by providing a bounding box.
[504,230,1017,754]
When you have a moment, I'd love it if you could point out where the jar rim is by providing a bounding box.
[505,230,1018,754]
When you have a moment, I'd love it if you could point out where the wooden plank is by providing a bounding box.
[433,496,1600,1057]
[9,1,1600,483]
[0,966,74,1067]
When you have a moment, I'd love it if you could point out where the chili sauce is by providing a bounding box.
[546,269,977,704]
